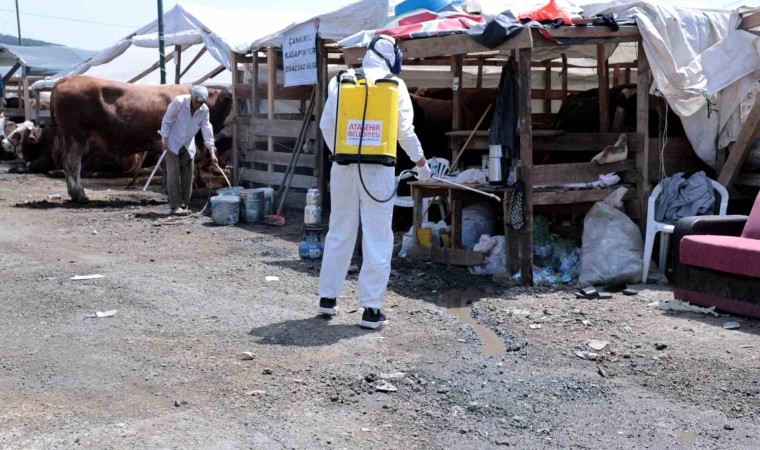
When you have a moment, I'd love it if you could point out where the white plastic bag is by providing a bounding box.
[470,236,507,275]
[399,226,414,258]
[578,188,644,285]
[454,169,487,185]
[462,204,495,250]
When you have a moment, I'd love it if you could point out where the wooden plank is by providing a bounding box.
[534,186,636,205]
[518,48,534,286]
[267,47,276,176]
[636,41,651,221]
[410,246,485,266]
[718,93,760,188]
[247,149,316,168]
[541,25,641,40]
[179,46,207,79]
[243,169,315,190]
[342,31,534,65]
[597,44,610,132]
[448,132,639,153]
[625,67,631,84]
[193,64,225,85]
[250,119,316,139]
[613,64,621,87]
[532,160,637,185]
[175,45,182,84]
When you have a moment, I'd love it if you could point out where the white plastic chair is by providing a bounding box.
[642,178,729,283]
[395,157,450,222]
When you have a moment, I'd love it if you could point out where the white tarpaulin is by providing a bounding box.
[250,0,391,50]
[31,2,299,90]
[582,1,760,168]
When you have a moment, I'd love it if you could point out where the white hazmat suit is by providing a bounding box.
[318,37,426,311]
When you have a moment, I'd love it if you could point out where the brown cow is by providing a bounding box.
[52,76,232,202]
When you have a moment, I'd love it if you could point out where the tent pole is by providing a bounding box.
[14,0,21,45]
[157,0,166,85]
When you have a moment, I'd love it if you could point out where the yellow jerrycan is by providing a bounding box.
[334,72,399,166]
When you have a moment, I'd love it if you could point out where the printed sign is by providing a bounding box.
[346,120,383,146]
[282,21,318,87]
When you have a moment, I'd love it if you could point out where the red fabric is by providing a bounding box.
[741,194,760,240]
[375,12,485,40]
[680,235,760,278]
[675,289,760,319]
[518,0,574,26]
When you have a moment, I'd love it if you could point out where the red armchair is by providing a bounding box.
[672,194,760,318]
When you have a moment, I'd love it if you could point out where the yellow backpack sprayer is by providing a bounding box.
[332,69,408,203]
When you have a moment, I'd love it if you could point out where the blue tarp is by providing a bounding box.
[0,44,95,77]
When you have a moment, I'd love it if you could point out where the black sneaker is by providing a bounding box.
[360,308,389,329]
[318,298,337,316]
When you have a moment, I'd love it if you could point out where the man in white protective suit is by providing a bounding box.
[317,35,433,329]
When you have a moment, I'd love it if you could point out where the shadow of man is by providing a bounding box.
[249,316,371,347]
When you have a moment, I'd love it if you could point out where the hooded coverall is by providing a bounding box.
[318,38,426,310]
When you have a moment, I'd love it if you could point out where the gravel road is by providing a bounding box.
[1,166,758,449]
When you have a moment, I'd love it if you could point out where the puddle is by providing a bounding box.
[444,289,505,357]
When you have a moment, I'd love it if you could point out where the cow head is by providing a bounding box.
[207,89,233,132]
[2,121,36,157]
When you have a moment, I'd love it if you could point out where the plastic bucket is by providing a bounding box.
[216,187,244,197]
[210,195,240,226]
[240,190,265,223]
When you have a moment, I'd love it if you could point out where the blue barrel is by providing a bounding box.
[251,188,274,215]
[210,195,240,226]
[240,189,265,223]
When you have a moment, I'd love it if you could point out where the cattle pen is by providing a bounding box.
[338,23,708,285]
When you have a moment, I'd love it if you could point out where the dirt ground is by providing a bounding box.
[1,165,759,450]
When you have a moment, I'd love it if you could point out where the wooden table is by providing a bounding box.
[409,181,523,276]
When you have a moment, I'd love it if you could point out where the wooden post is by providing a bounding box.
[636,41,651,223]
[316,39,329,205]
[250,49,260,183]
[612,64,621,87]
[174,45,182,84]
[267,47,276,178]
[717,93,760,188]
[231,51,239,184]
[476,57,484,89]
[518,48,534,286]
[22,73,31,121]
[543,61,552,124]
[597,44,610,132]
[412,185,423,247]
[452,55,463,130]
[624,67,631,84]
[560,54,568,109]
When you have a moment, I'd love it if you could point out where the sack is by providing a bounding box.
[579,188,643,285]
